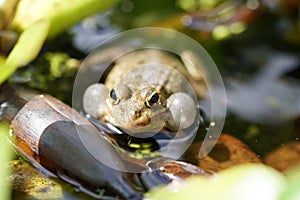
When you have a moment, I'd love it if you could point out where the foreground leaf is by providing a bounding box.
[0,123,13,200]
[278,164,300,200]
[146,164,287,200]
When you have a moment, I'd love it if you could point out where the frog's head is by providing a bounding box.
[107,83,169,136]
[83,83,197,136]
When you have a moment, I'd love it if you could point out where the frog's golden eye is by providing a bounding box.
[145,89,160,107]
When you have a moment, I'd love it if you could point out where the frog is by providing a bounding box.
[83,49,207,136]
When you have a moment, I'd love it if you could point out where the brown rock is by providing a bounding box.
[264,141,300,171]
[184,134,261,172]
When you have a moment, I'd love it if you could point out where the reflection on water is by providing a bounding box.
[71,12,120,53]
[198,46,300,155]
[226,48,300,125]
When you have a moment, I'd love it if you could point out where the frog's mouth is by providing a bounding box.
[117,108,168,136]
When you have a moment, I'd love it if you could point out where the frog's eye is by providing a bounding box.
[145,89,160,107]
[110,89,117,100]
[109,88,120,104]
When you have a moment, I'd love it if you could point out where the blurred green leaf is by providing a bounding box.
[279,178,300,200]
[146,164,287,200]
[12,0,121,39]
[0,20,50,85]
[278,164,300,200]
[0,0,120,85]
[284,163,300,183]
[0,123,13,200]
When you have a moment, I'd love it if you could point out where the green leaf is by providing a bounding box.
[0,20,50,84]
[12,0,121,39]
[215,164,286,200]
[146,164,287,200]
[278,179,300,200]
[0,123,13,200]
[279,164,300,200]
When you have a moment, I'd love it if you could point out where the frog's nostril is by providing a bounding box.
[129,110,151,126]
[129,110,141,119]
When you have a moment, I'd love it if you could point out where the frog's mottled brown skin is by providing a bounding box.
[83,49,207,135]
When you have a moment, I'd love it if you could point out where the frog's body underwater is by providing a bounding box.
[83,49,207,136]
